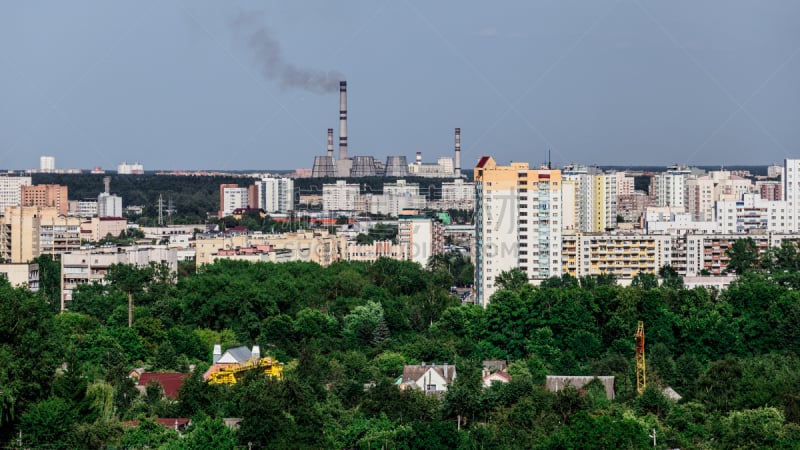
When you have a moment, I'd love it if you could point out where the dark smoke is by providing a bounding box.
[233,12,343,94]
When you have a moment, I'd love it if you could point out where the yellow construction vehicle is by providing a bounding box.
[208,356,283,385]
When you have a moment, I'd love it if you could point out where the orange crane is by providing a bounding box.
[635,321,646,395]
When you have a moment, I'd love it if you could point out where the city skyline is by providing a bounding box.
[2,1,799,171]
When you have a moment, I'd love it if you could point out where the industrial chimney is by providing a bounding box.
[327,128,334,158]
[103,176,110,194]
[338,81,348,160]
[454,127,461,178]
[416,152,422,164]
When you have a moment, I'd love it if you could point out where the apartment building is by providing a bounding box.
[322,180,362,212]
[60,246,178,310]
[397,215,444,267]
[0,206,82,263]
[0,176,32,214]
[439,179,475,210]
[474,157,562,305]
[219,184,255,218]
[685,171,752,221]
[195,230,347,267]
[347,240,408,262]
[254,177,295,213]
[653,166,691,209]
[562,233,671,280]
[21,184,68,215]
[0,263,39,290]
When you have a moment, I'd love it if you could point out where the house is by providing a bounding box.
[483,370,511,388]
[482,360,511,388]
[545,375,615,400]
[136,372,189,399]
[397,363,456,394]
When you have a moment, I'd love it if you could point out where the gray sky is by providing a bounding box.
[2,1,799,171]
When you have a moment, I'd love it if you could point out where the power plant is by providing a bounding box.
[311,81,463,179]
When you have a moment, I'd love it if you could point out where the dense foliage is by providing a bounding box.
[2,258,800,448]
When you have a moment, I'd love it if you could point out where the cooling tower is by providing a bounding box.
[385,156,409,177]
[350,156,377,177]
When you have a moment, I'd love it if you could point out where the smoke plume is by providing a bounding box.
[233,12,343,94]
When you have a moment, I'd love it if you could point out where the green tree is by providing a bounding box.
[18,397,78,449]
[726,237,759,275]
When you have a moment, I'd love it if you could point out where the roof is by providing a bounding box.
[217,346,255,364]
[137,373,189,399]
[476,156,491,168]
[545,375,615,400]
[401,364,456,384]
[483,370,511,383]
[662,386,682,401]
[482,360,508,373]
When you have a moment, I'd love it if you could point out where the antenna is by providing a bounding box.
[548,149,552,170]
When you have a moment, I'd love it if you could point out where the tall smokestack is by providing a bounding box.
[327,128,334,158]
[454,127,461,178]
[416,152,422,164]
[338,81,347,160]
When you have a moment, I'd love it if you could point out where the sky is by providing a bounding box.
[1,1,799,171]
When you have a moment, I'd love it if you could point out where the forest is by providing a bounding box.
[2,254,800,449]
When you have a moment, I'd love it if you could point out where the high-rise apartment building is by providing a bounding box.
[0,176,32,214]
[255,177,295,213]
[397,215,445,267]
[784,159,800,232]
[97,193,123,218]
[40,156,55,172]
[653,165,691,209]
[21,184,68,216]
[322,180,362,212]
[219,184,253,218]
[562,166,616,232]
[474,157,562,306]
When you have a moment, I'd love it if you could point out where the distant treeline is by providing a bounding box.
[30,173,462,224]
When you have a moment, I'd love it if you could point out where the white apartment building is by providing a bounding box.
[784,159,800,232]
[221,186,250,217]
[322,180,361,212]
[68,199,99,218]
[40,156,55,172]
[474,157,562,306]
[440,179,476,210]
[0,176,32,215]
[97,193,123,218]
[653,166,691,210]
[714,194,789,234]
[117,162,144,174]
[255,177,295,213]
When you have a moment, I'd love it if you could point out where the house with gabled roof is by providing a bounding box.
[545,375,615,400]
[397,363,456,395]
[136,372,189,399]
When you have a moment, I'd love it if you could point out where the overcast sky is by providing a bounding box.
[2,1,799,171]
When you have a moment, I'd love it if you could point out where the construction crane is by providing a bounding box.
[208,357,283,385]
[635,321,646,395]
